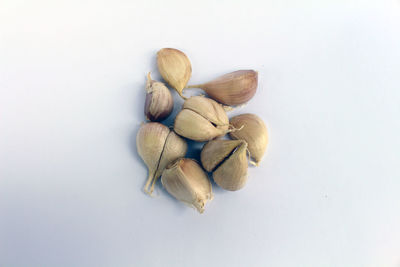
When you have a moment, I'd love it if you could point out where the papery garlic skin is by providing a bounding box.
[201,139,248,191]
[229,113,268,165]
[174,96,229,141]
[161,158,213,213]
[157,48,192,98]
[187,70,258,106]
[144,73,173,122]
[137,123,187,195]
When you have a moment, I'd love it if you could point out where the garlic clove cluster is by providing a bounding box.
[187,70,258,106]
[229,113,268,166]
[161,158,213,213]
[136,122,187,195]
[144,73,173,122]
[201,139,248,191]
[174,96,229,141]
[157,48,192,98]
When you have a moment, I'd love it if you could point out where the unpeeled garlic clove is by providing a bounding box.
[157,48,192,98]
[161,158,213,213]
[187,70,258,106]
[136,122,187,195]
[174,96,229,141]
[229,113,268,165]
[144,72,173,121]
[201,139,248,191]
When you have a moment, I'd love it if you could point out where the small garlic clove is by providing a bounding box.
[136,122,170,193]
[200,139,243,172]
[187,70,258,106]
[157,48,192,98]
[183,96,229,127]
[161,158,213,213]
[174,109,227,142]
[144,73,173,122]
[212,140,248,191]
[229,113,268,165]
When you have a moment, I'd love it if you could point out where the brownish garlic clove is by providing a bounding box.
[174,96,229,141]
[136,122,187,195]
[157,48,192,98]
[144,73,173,121]
[201,139,248,191]
[161,158,213,213]
[229,113,268,166]
[187,70,258,106]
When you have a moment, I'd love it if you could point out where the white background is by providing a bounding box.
[1,0,400,266]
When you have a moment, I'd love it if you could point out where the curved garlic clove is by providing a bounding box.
[161,158,213,213]
[187,70,258,106]
[136,123,187,195]
[201,139,248,191]
[229,113,268,165]
[157,48,192,98]
[144,72,173,122]
[174,96,229,141]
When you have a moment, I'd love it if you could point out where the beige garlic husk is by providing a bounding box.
[187,70,258,106]
[161,158,213,213]
[136,122,187,195]
[201,139,249,191]
[144,73,173,121]
[229,113,268,166]
[174,96,229,141]
[157,48,192,98]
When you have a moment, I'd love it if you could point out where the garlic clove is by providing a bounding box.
[152,131,187,192]
[136,122,170,193]
[187,70,258,106]
[144,73,173,122]
[229,113,268,165]
[183,96,229,127]
[161,158,213,213]
[157,48,192,98]
[174,96,230,141]
[174,109,227,141]
[213,140,248,191]
[200,139,243,172]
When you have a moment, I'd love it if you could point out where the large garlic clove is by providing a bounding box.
[136,123,169,193]
[229,113,268,165]
[174,110,226,142]
[200,139,243,172]
[212,141,248,191]
[200,139,249,191]
[183,96,229,127]
[174,96,229,141]
[161,158,213,213]
[137,123,187,195]
[144,72,173,122]
[157,48,192,98]
[187,70,258,106]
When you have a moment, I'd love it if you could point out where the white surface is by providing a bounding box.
[1,1,400,266]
